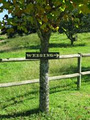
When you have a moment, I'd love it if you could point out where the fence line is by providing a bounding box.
[0,53,90,62]
[0,53,90,89]
[0,71,90,88]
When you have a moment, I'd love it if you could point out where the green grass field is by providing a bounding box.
[0,32,90,120]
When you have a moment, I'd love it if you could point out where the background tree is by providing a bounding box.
[59,12,90,46]
[80,13,90,33]
[0,14,36,38]
[59,17,79,46]
[0,0,90,112]
[59,9,83,46]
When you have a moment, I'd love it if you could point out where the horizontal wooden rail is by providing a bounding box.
[82,53,90,57]
[49,73,80,80]
[81,71,90,75]
[0,79,39,88]
[59,54,80,59]
[0,53,90,63]
[0,53,90,89]
[0,58,37,62]
[0,72,89,88]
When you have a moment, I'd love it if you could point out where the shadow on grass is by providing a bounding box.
[50,66,78,77]
[0,76,89,119]
[50,83,76,94]
[49,43,86,48]
[2,96,35,109]
[2,90,38,109]
[0,45,40,53]
[63,66,90,76]
[82,75,90,82]
[0,108,39,119]
[82,67,90,82]
[0,42,86,53]
[82,67,90,72]
[0,83,74,119]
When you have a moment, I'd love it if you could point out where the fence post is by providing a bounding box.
[77,53,82,90]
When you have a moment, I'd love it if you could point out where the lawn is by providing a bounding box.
[0,32,90,120]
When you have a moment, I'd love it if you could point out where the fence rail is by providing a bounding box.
[0,53,90,62]
[0,53,90,89]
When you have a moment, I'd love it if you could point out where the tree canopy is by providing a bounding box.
[0,0,90,34]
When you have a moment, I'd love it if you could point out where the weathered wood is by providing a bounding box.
[0,54,80,63]
[81,71,90,75]
[59,54,80,59]
[0,58,37,63]
[49,73,80,81]
[0,79,39,88]
[0,71,90,88]
[77,54,82,90]
[82,53,90,57]
[0,53,90,63]
[0,73,80,88]
[0,53,90,89]
[39,32,51,112]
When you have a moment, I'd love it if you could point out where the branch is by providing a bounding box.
[46,3,63,15]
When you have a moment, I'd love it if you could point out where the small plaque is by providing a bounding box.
[26,52,59,59]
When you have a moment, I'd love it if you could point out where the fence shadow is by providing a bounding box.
[0,108,39,119]
[0,83,74,119]
[1,90,38,109]
[82,75,90,82]
[50,82,76,94]
[0,76,89,119]
[0,89,39,119]
[49,43,86,48]
[82,67,90,72]
[0,45,40,53]
[82,67,90,82]
[0,42,86,53]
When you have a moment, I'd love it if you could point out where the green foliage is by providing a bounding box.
[0,14,36,38]
[80,13,90,32]
[0,0,90,35]
[59,18,79,45]
[59,9,90,45]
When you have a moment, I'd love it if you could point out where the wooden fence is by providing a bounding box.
[0,53,90,89]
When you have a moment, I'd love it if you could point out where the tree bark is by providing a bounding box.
[37,31,51,112]
[71,39,74,46]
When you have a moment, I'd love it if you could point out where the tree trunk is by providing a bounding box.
[71,39,74,46]
[38,31,51,112]
[65,31,74,46]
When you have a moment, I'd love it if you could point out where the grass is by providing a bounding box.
[0,32,90,120]
[0,35,7,40]
[0,80,90,120]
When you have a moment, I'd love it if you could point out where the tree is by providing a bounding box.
[59,9,83,46]
[59,12,90,46]
[59,18,79,45]
[0,14,36,38]
[80,13,90,32]
[0,0,90,112]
